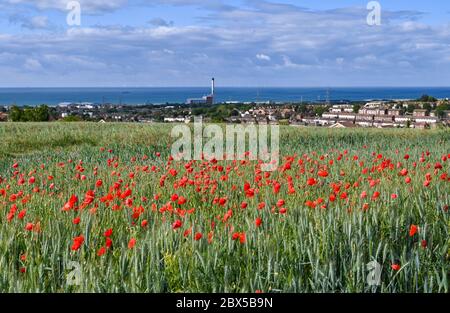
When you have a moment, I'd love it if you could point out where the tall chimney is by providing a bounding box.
[211,78,215,96]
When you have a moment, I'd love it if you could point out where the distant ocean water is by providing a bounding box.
[0,87,449,106]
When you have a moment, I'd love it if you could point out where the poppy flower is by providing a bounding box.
[18,209,26,220]
[276,199,285,208]
[97,247,106,256]
[128,238,136,249]
[73,217,81,225]
[409,225,418,237]
[25,223,34,231]
[255,217,262,227]
[194,232,203,241]
[141,220,148,228]
[318,170,329,178]
[391,264,401,271]
[172,220,182,230]
[71,235,84,251]
[104,228,113,237]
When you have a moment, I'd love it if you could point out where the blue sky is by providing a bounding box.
[0,0,449,87]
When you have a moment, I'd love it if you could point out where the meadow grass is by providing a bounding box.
[0,123,448,293]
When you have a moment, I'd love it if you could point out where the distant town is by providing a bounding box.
[1,94,450,129]
[1,79,449,129]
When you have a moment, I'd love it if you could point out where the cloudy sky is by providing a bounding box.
[0,0,449,87]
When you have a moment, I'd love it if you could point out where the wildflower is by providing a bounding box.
[128,238,136,249]
[318,170,329,178]
[104,228,113,237]
[255,217,262,227]
[18,209,26,220]
[71,235,84,251]
[194,232,203,241]
[391,264,401,271]
[97,247,106,256]
[409,225,418,237]
[73,217,81,225]
[172,220,182,230]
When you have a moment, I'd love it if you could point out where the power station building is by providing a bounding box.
[186,78,215,105]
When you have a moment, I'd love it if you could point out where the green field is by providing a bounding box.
[0,123,448,292]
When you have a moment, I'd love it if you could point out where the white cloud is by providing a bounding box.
[24,58,42,71]
[256,53,271,61]
[0,0,449,86]
[6,0,127,13]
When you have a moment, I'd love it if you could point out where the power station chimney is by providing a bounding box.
[211,77,215,96]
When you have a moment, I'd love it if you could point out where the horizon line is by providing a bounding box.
[0,86,449,89]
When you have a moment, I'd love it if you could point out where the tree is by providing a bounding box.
[314,106,328,117]
[34,105,50,121]
[353,104,361,113]
[9,106,23,121]
[423,103,432,113]
[418,94,437,102]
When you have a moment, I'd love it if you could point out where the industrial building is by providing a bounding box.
[186,78,215,105]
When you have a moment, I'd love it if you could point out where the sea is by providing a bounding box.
[0,87,449,106]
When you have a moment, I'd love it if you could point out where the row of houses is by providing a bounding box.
[319,103,450,128]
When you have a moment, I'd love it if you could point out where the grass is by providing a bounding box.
[0,122,448,293]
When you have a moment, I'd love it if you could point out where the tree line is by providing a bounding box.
[8,105,53,122]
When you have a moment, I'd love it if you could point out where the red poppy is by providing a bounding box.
[18,209,26,220]
[276,199,285,208]
[71,235,84,251]
[128,238,136,249]
[255,217,262,227]
[194,232,203,241]
[318,170,328,178]
[172,220,182,230]
[104,228,113,237]
[97,247,106,256]
[409,225,418,237]
[391,264,401,271]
